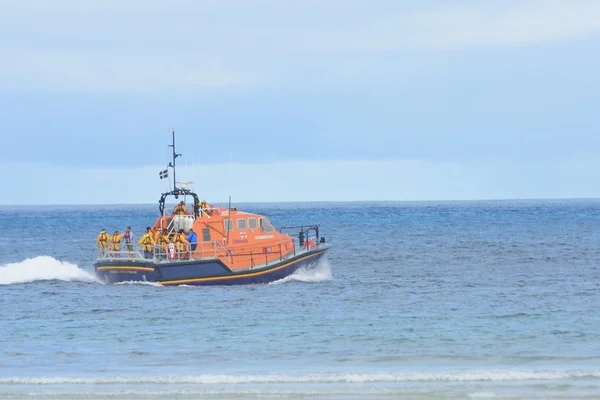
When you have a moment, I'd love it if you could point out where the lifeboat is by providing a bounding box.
[93,131,331,286]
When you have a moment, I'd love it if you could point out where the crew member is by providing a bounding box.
[110,230,123,257]
[96,229,108,256]
[151,226,161,243]
[186,228,198,253]
[173,201,187,215]
[123,226,134,258]
[156,229,171,259]
[138,227,155,259]
[173,229,189,259]
[198,200,210,216]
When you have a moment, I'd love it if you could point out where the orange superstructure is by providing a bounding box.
[149,206,296,271]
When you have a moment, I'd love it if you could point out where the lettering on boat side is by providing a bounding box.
[232,239,249,244]
[109,270,138,274]
[255,235,275,240]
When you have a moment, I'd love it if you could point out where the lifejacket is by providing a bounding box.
[141,234,152,244]
[123,230,131,243]
[99,232,108,243]
[139,234,153,252]
[158,235,170,245]
[111,234,121,243]
[174,204,186,215]
[174,234,187,251]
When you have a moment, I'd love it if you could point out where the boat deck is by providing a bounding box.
[95,241,329,271]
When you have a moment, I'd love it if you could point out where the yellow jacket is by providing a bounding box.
[96,231,108,248]
[173,204,188,215]
[173,233,189,251]
[138,233,155,251]
[110,233,123,250]
[198,202,210,216]
[156,234,171,247]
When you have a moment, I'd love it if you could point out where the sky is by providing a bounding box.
[0,0,599,205]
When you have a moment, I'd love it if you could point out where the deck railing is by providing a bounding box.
[225,239,329,269]
[97,227,327,269]
[96,240,231,264]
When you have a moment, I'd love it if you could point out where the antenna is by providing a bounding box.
[226,195,232,245]
[168,128,182,191]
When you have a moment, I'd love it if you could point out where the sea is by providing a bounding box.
[1,200,600,399]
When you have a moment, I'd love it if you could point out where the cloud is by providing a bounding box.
[1,0,599,91]
[1,157,598,205]
[0,53,258,92]
[360,0,600,51]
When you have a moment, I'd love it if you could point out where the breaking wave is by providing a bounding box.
[0,256,98,285]
[270,258,333,285]
[2,369,599,385]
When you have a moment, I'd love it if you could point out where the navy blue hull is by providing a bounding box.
[94,248,328,286]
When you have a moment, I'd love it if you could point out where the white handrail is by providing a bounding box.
[96,241,226,263]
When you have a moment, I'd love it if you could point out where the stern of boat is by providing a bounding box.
[94,247,159,284]
[94,261,158,284]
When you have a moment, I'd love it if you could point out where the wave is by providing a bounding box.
[0,256,99,285]
[2,369,599,385]
[114,280,162,287]
[270,258,333,285]
[0,389,418,399]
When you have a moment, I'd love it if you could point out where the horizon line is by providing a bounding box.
[1,197,600,207]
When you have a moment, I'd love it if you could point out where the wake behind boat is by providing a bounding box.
[93,131,331,286]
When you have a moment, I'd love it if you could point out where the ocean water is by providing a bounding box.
[1,200,600,399]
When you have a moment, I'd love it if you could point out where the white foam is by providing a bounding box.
[0,388,423,399]
[1,370,599,385]
[270,258,333,285]
[0,256,99,285]
[114,280,162,287]
[469,392,499,399]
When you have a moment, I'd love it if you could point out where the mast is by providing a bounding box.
[168,129,181,191]
[158,129,199,217]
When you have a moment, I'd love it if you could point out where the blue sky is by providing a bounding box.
[1,0,599,204]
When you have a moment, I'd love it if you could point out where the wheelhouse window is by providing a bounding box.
[259,217,274,233]
[224,219,234,232]
[237,218,247,230]
[248,218,257,230]
[202,228,211,242]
